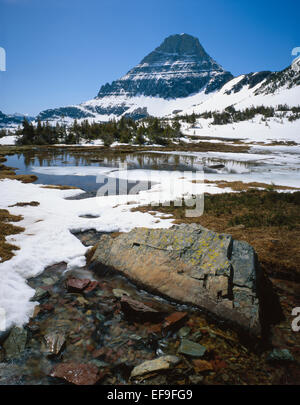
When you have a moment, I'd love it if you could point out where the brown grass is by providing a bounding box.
[0,155,39,262]
[0,156,38,183]
[40,185,79,190]
[0,209,25,263]
[197,180,300,192]
[132,190,300,281]
[9,201,40,207]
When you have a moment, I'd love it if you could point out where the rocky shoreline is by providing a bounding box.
[0,227,299,385]
[0,147,300,385]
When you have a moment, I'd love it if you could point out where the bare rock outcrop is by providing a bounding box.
[89,224,269,336]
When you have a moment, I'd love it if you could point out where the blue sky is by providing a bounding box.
[0,0,299,115]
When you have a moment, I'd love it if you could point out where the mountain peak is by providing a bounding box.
[97,33,233,99]
[141,33,209,63]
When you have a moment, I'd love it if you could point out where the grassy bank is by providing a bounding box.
[132,190,300,281]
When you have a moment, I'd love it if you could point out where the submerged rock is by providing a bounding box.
[3,327,28,360]
[267,348,294,362]
[90,224,265,335]
[112,288,130,298]
[131,355,181,378]
[192,359,214,372]
[120,296,166,322]
[0,364,24,385]
[163,312,188,332]
[50,362,103,385]
[31,287,50,301]
[178,327,191,339]
[66,277,90,293]
[43,331,66,356]
[178,339,206,357]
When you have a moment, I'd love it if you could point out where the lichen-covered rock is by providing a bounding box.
[90,224,264,335]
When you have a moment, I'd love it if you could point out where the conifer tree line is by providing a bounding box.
[176,105,300,125]
[14,116,182,146]
[2,104,299,144]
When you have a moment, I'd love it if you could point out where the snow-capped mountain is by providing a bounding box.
[0,111,35,129]
[33,34,300,124]
[97,33,233,99]
[37,34,233,122]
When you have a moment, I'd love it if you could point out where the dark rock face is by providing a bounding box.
[255,64,300,95]
[224,71,272,95]
[89,224,265,336]
[97,34,233,99]
[37,106,93,121]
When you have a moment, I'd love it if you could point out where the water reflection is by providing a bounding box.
[5,148,253,193]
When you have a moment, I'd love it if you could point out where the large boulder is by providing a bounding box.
[89,224,265,336]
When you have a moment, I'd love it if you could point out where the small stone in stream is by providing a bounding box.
[95,312,105,322]
[163,312,188,332]
[89,359,109,368]
[31,287,50,301]
[211,359,227,370]
[0,364,24,385]
[189,375,204,384]
[178,327,191,339]
[50,362,103,385]
[112,288,130,298]
[76,296,89,306]
[43,331,66,356]
[178,339,206,358]
[190,331,203,342]
[120,296,166,322]
[0,330,10,344]
[192,359,214,372]
[66,277,90,293]
[32,305,41,318]
[147,324,162,334]
[130,355,181,378]
[84,281,98,294]
[41,277,58,286]
[27,323,40,334]
[41,303,54,312]
[0,348,5,362]
[267,348,294,362]
[92,347,106,359]
[3,326,28,360]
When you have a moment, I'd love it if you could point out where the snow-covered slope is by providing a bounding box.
[181,65,300,116]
